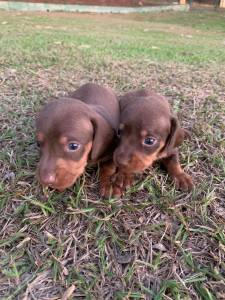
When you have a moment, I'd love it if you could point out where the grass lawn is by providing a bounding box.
[0,8,225,300]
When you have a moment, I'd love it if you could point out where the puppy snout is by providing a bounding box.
[114,150,132,167]
[40,172,56,186]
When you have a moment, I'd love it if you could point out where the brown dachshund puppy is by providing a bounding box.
[100,88,193,198]
[36,83,119,191]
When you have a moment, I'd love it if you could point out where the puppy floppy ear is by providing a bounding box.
[165,117,189,154]
[90,113,115,161]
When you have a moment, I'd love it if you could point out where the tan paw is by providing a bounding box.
[174,172,194,192]
[100,172,134,199]
[112,173,134,190]
[100,181,123,199]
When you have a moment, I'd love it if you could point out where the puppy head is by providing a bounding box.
[114,100,186,174]
[36,98,114,191]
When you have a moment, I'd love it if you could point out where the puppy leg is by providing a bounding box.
[162,151,193,191]
[112,172,134,194]
[99,161,121,198]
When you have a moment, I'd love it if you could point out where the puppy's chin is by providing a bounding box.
[51,181,77,192]
[53,173,83,191]
[115,157,152,174]
[118,164,146,175]
[129,153,159,174]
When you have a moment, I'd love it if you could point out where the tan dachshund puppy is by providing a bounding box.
[36,83,119,192]
[100,88,193,198]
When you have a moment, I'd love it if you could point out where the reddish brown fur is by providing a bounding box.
[100,88,193,198]
[36,83,119,191]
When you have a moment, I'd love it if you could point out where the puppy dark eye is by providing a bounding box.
[68,142,79,151]
[144,137,156,146]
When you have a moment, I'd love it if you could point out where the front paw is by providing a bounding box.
[112,173,134,190]
[100,181,123,199]
[100,173,134,199]
[174,172,194,192]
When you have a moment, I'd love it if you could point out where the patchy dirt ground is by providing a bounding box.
[0,10,225,300]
